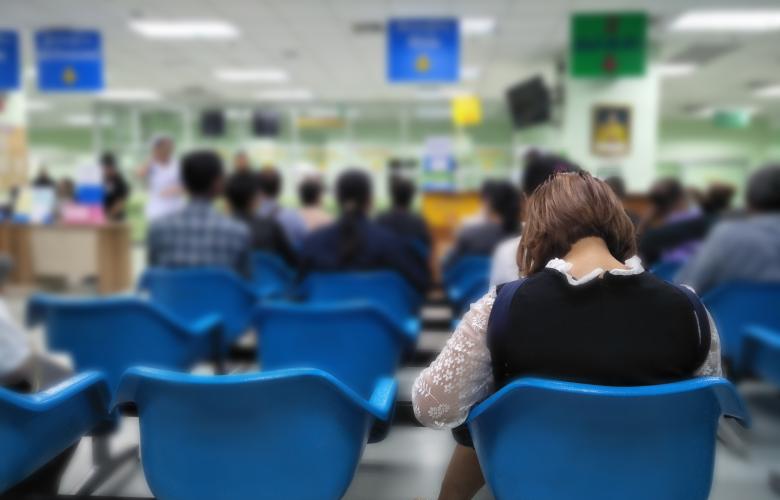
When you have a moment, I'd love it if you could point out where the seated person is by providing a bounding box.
[676,165,780,295]
[297,176,332,232]
[376,175,431,249]
[638,178,714,267]
[489,154,580,286]
[256,166,307,248]
[443,181,519,271]
[225,171,298,268]
[413,172,721,500]
[147,150,251,276]
[299,169,430,292]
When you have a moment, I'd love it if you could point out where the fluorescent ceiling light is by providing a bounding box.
[460,17,495,37]
[64,114,115,127]
[255,89,313,101]
[26,100,50,112]
[130,19,239,39]
[670,10,780,32]
[754,84,780,98]
[461,66,481,81]
[98,89,160,102]
[215,68,289,83]
[657,63,697,77]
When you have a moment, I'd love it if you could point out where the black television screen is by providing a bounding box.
[505,77,550,129]
[200,109,225,137]
[252,110,281,137]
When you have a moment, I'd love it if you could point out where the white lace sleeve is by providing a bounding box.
[694,311,723,377]
[412,289,497,429]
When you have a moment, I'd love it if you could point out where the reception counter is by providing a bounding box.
[0,223,132,294]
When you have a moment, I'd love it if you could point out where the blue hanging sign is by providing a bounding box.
[36,29,104,92]
[387,18,459,83]
[0,31,21,90]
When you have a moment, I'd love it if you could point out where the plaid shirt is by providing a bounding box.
[147,200,251,276]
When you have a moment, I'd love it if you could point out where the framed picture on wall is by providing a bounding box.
[591,104,631,157]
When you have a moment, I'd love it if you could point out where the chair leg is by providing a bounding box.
[74,436,139,496]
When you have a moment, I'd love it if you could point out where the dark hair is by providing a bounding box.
[747,165,780,212]
[487,181,521,234]
[182,150,223,197]
[336,169,372,265]
[604,176,626,199]
[648,178,685,217]
[225,171,258,215]
[298,178,323,207]
[389,176,416,209]
[256,166,282,198]
[100,152,117,169]
[701,183,735,215]
[520,172,637,275]
[521,154,579,196]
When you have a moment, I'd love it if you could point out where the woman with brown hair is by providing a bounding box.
[412,172,722,500]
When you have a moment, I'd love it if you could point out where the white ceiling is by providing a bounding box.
[3,0,780,121]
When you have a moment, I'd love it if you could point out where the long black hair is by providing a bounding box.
[487,181,521,235]
[336,169,372,265]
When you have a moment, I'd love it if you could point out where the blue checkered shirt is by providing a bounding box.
[147,200,251,276]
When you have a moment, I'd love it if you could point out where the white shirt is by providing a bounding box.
[0,299,30,378]
[146,160,184,221]
[489,235,522,287]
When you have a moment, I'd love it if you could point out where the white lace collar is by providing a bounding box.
[545,255,645,286]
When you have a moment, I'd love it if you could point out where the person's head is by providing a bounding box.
[486,181,521,234]
[151,135,174,163]
[521,154,579,197]
[181,150,224,199]
[256,166,282,200]
[747,165,780,212]
[57,177,75,200]
[648,177,686,217]
[336,169,372,215]
[519,171,636,275]
[100,152,118,177]
[604,176,627,200]
[225,171,259,216]
[298,177,324,208]
[701,183,736,215]
[389,176,416,210]
[234,151,251,172]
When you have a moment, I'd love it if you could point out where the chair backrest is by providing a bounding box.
[0,372,110,492]
[27,295,209,392]
[443,255,491,289]
[650,260,684,282]
[301,271,421,321]
[139,267,258,345]
[115,367,394,500]
[254,303,410,399]
[452,274,490,317]
[468,377,749,500]
[250,252,295,298]
[702,282,780,361]
[741,326,780,385]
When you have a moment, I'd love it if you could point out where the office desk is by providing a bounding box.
[0,223,131,294]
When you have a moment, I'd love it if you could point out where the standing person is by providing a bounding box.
[101,152,130,222]
[299,169,430,293]
[32,167,55,188]
[147,150,250,277]
[376,176,431,249]
[225,171,298,268]
[233,150,252,173]
[297,176,332,232]
[139,135,183,222]
[256,166,307,248]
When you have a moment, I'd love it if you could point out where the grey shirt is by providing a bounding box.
[675,214,780,295]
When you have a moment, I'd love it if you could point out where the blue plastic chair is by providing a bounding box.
[114,367,397,500]
[702,282,780,362]
[139,268,260,349]
[467,377,749,500]
[443,255,490,287]
[741,325,780,384]
[451,273,490,316]
[0,372,111,493]
[650,260,684,282]
[27,295,219,392]
[251,252,296,298]
[254,302,415,399]
[300,271,421,333]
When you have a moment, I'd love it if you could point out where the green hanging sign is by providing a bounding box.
[570,12,647,78]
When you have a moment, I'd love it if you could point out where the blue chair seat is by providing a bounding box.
[27,295,220,392]
[741,325,780,384]
[251,251,296,298]
[0,372,111,493]
[114,367,396,500]
[139,268,260,350]
[468,377,749,500]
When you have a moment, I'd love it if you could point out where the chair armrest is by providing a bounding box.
[710,378,751,427]
[28,372,111,413]
[367,377,398,422]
